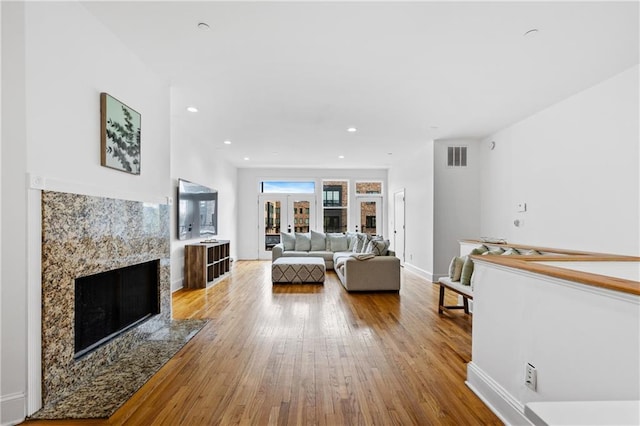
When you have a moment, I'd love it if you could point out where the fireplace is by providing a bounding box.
[41,191,171,405]
[74,260,160,358]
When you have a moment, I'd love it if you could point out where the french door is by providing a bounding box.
[355,197,382,237]
[258,194,316,259]
[394,190,406,266]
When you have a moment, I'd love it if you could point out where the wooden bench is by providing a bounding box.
[437,277,473,315]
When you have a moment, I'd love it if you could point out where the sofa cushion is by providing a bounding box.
[448,256,464,281]
[310,230,326,251]
[333,251,352,265]
[308,251,335,263]
[281,232,295,251]
[327,234,348,252]
[295,232,311,251]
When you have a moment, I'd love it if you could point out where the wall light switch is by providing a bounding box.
[516,202,527,212]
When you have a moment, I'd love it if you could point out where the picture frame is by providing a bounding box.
[100,92,141,175]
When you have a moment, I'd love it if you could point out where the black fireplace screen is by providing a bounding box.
[74,260,160,358]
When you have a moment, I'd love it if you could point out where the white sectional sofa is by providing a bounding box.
[272,231,401,292]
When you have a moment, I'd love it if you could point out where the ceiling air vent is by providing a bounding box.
[447,146,467,167]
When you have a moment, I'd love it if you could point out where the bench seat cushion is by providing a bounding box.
[438,277,473,298]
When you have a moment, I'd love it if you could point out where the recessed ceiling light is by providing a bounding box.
[347,127,357,133]
[223,140,231,145]
[186,106,198,113]
[243,157,250,161]
[524,28,539,37]
[197,22,210,31]
[338,155,345,159]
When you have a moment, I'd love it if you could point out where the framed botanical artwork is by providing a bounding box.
[100,92,141,175]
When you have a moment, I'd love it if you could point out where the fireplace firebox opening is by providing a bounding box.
[74,259,160,358]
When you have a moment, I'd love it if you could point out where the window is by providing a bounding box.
[261,181,315,193]
[447,146,467,167]
[323,186,342,207]
[323,180,348,233]
[356,182,382,195]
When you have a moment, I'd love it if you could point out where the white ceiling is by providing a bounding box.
[83,1,639,169]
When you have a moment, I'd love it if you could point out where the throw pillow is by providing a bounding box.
[448,256,464,281]
[460,256,474,285]
[383,239,391,255]
[352,233,369,253]
[280,232,295,251]
[502,248,520,255]
[521,249,541,255]
[345,232,356,251]
[325,233,338,251]
[482,247,505,255]
[327,234,348,252]
[365,240,388,256]
[294,232,311,251]
[470,245,489,255]
[310,230,326,251]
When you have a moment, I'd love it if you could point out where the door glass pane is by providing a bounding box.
[324,209,347,233]
[291,200,310,233]
[359,200,378,236]
[264,200,281,250]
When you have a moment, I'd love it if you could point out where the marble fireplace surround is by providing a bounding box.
[41,191,171,406]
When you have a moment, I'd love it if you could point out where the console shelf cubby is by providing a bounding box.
[184,240,231,289]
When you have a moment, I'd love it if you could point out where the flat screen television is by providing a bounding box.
[177,178,218,240]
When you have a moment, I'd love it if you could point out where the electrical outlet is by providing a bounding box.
[525,363,537,391]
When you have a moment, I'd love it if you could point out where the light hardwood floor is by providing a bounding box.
[24,260,500,425]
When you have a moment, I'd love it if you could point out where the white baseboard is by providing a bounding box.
[403,263,434,282]
[466,362,532,426]
[171,279,184,293]
[1,392,25,426]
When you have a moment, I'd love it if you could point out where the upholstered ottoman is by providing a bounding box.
[271,257,325,284]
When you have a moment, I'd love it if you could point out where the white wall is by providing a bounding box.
[169,110,238,292]
[433,139,481,278]
[479,65,640,256]
[1,3,28,425]
[468,261,640,424]
[387,141,435,279]
[236,168,387,260]
[1,2,171,422]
